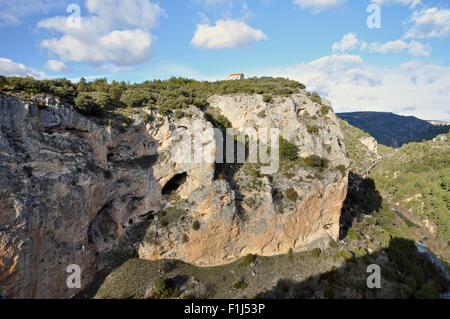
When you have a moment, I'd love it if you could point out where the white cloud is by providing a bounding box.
[191,19,267,50]
[370,0,421,9]
[406,40,430,56]
[404,8,450,39]
[369,39,430,56]
[332,33,362,53]
[37,0,166,69]
[197,0,230,7]
[272,54,380,94]
[45,60,70,72]
[0,58,47,79]
[370,40,408,53]
[268,54,450,120]
[85,0,165,30]
[0,1,66,26]
[332,33,429,56]
[292,0,347,13]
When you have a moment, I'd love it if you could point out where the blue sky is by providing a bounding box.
[0,0,449,120]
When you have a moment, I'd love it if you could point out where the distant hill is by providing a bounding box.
[337,112,450,147]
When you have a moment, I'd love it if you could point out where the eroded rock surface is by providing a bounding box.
[0,92,349,298]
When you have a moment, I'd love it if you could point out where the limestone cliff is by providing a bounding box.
[0,91,348,298]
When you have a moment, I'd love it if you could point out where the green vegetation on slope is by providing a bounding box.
[337,111,450,148]
[370,133,450,259]
[339,119,381,176]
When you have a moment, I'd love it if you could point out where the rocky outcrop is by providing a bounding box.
[0,91,349,298]
[359,136,378,154]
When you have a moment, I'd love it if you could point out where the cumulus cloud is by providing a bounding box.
[292,0,347,13]
[45,60,70,72]
[272,54,380,94]
[370,0,421,9]
[0,58,47,79]
[332,33,429,56]
[196,0,231,7]
[37,0,166,69]
[405,40,430,56]
[369,39,430,56]
[0,0,66,26]
[191,19,267,50]
[404,8,450,39]
[268,54,450,120]
[332,33,361,53]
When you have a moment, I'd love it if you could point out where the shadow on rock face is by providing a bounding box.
[339,171,383,240]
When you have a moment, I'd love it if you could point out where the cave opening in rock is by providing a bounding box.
[162,173,187,195]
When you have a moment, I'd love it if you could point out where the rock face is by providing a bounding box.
[359,136,378,154]
[0,92,349,299]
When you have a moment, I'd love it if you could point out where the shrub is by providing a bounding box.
[216,114,232,128]
[304,155,329,170]
[192,220,200,231]
[279,136,298,161]
[336,165,346,176]
[174,110,184,119]
[280,283,290,293]
[143,113,151,123]
[307,125,319,135]
[0,75,6,90]
[153,277,167,295]
[329,240,338,249]
[272,189,284,202]
[233,281,248,290]
[263,94,273,104]
[160,219,169,227]
[347,228,362,240]
[285,188,298,202]
[310,92,322,105]
[334,250,353,261]
[182,234,189,243]
[158,211,167,219]
[257,110,266,118]
[74,95,101,116]
[247,166,261,178]
[240,254,256,267]
[416,283,440,299]
[405,276,417,292]
[320,105,330,115]
[157,105,169,116]
[122,115,132,128]
[120,89,149,108]
[311,248,322,258]
[288,248,295,263]
[94,92,111,109]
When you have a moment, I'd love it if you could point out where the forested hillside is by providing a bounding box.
[370,133,449,261]
[337,112,450,148]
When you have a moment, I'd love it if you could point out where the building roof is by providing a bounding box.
[229,73,244,76]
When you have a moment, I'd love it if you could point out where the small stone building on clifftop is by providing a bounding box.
[228,73,244,80]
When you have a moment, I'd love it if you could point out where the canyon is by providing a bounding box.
[0,91,349,298]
